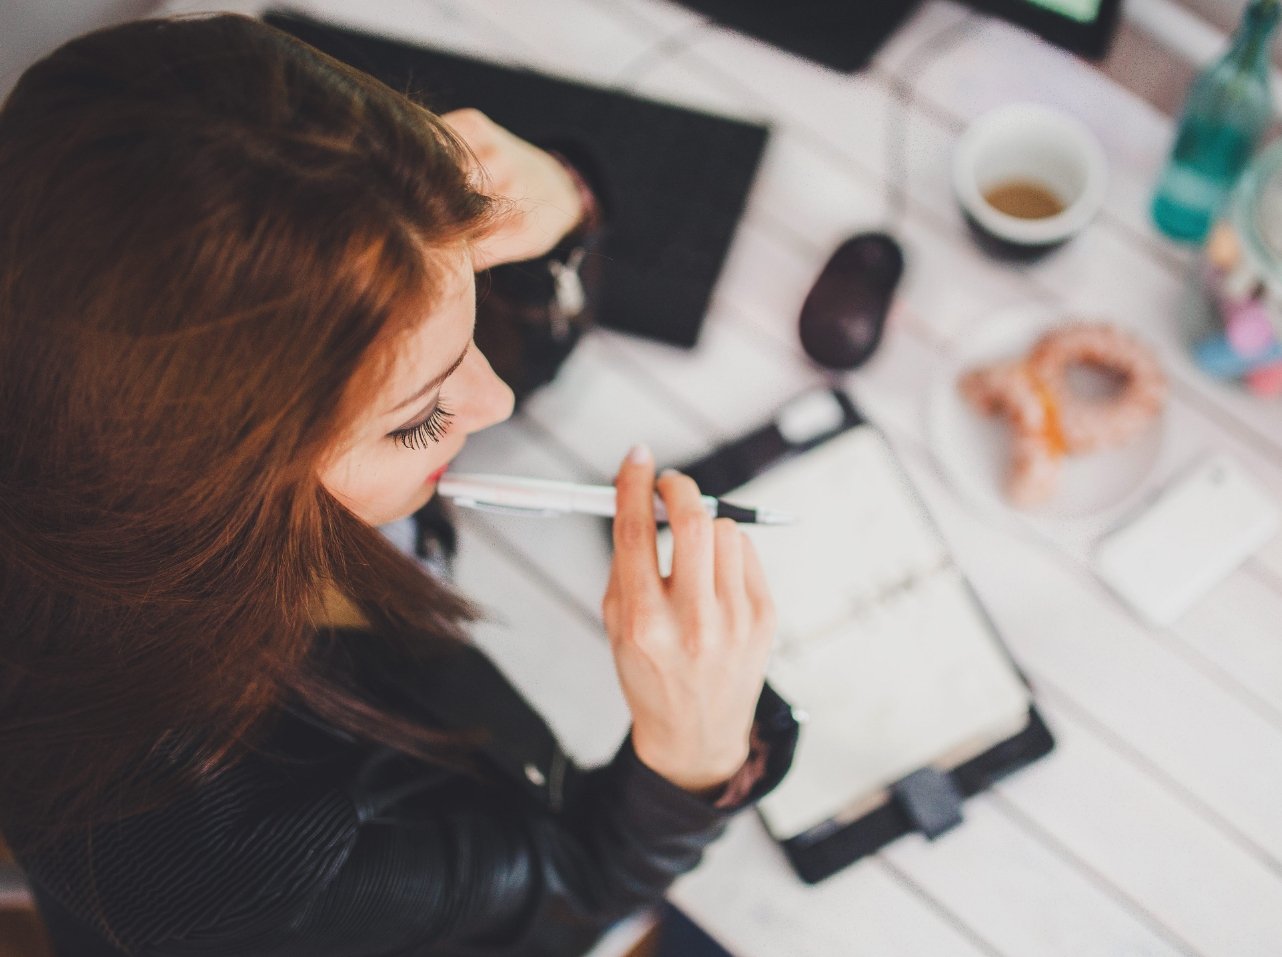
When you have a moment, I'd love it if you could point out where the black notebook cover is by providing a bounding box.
[779,708,1055,883]
[263,9,770,348]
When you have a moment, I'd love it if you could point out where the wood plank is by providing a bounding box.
[882,797,1186,957]
[518,335,719,476]
[582,0,710,37]
[670,816,999,957]
[891,432,1282,869]
[451,508,629,767]
[168,0,521,67]
[450,413,616,620]
[1172,571,1282,720]
[434,0,682,87]
[591,317,827,448]
[996,696,1282,956]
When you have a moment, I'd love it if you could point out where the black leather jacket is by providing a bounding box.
[19,635,799,957]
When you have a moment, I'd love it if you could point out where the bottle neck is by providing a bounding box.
[1227,0,1280,73]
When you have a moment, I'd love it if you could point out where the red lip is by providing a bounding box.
[427,464,449,483]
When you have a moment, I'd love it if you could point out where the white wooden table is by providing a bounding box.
[165,1,1282,952]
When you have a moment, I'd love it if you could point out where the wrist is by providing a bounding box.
[632,734,750,795]
[548,150,601,236]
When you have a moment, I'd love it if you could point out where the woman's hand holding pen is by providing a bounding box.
[602,444,777,795]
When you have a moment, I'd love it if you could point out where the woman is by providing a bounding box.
[0,12,798,957]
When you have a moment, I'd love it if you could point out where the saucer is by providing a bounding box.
[927,306,1166,524]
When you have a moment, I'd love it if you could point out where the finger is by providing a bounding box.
[438,109,485,162]
[658,470,715,608]
[610,444,662,601]
[741,533,776,637]
[440,110,516,171]
[438,109,507,188]
[438,107,492,140]
[601,564,621,636]
[713,518,746,609]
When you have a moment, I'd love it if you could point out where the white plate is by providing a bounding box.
[927,306,1166,523]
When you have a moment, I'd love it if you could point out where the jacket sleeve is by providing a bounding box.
[156,683,799,957]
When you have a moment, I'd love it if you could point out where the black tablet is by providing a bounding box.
[667,0,923,72]
[967,0,1124,59]
[671,0,1121,71]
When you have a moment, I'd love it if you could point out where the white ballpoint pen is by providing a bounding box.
[436,473,795,525]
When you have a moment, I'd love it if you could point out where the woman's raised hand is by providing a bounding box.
[439,108,585,270]
[602,444,777,794]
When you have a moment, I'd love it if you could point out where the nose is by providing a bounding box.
[460,343,515,435]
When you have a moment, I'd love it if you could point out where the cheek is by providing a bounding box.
[321,444,433,526]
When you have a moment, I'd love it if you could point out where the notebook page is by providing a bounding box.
[660,427,1031,840]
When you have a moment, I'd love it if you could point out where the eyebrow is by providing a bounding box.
[386,344,469,418]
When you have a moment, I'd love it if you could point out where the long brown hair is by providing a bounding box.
[0,13,498,844]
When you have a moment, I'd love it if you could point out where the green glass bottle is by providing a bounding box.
[1151,0,1279,243]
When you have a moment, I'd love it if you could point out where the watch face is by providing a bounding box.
[550,252,587,320]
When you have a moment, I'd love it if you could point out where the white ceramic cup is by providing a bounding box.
[953,102,1109,258]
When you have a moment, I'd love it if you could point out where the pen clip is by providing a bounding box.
[451,498,568,518]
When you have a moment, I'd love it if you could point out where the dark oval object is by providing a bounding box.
[798,232,904,370]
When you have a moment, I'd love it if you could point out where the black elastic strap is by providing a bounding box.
[891,767,964,840]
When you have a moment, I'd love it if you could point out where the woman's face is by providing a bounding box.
[319,249,515,527]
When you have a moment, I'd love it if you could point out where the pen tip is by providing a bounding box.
[755,509,797,525]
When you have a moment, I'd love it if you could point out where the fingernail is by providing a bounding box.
[658,468,679,478]
[628,443,652,465]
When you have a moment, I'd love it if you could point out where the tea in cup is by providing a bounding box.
[953,103,1108,259]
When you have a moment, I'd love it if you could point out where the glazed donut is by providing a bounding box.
[1025,322,1166,454]
[958,321,1167,506]
[958,361,1065,506]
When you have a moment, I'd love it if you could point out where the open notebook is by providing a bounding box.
[661,424,1032,844]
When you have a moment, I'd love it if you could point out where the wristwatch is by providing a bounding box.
[473,143,608,406]
[545,150,603,338]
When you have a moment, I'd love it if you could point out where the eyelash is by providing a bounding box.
[390,403,455,450]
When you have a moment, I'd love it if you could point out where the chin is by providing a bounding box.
[370,489,430,528]
[413,480,440,511]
